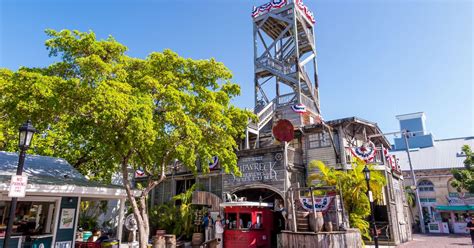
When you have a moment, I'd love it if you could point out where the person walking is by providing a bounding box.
[202,213,209,241]
[466,216,474,247]
[215,215,224,248]
[209,214,215,240]
[203,212,213,241]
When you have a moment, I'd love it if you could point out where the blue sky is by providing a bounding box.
[1,0,472,140]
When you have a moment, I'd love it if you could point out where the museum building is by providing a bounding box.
[150,0,411,245]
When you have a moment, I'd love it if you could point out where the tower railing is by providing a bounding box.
[277,93,297,106]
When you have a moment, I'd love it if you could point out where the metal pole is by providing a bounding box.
[309,187,317,233]
[3,148,26,248]
[403,131,426,233]
[366,177,379,248]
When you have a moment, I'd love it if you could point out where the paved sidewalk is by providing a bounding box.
[398,234,472,248]
[365,234,472,248]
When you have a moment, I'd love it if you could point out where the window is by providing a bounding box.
[0,201,56,237]
[226,213,237,229]
[239,213,252,229]
[290,138,300,149]
[418,180,434,192]
[210,175,222,198]
[255,213,263,229]
[308,132,331,148]
[176,178,195,195]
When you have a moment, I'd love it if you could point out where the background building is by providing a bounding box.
[391,112,474,234]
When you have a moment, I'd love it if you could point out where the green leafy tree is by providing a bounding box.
[0,29,252,248]
[451,145,474,193]
[307,160,386,240]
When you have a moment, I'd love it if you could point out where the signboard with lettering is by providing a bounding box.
[8,175,28,198]
[446,196,474,206]
[223,151,285,193]
[55,241,72,248]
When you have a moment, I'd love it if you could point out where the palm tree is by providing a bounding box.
[307,159,386,240]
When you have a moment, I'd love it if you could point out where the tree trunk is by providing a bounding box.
[120,151,167,248]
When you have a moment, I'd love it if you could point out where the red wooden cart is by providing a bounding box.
[220,201,274,248]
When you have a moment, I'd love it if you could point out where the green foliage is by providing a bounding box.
[149,185,198,239]
[451,145,474,193]
[0,29,253,179]
[404,186,416,208]
[0,29,254,246]
[307,159,386,240]
[79,200,108,230]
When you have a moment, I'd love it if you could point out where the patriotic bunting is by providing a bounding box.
[252,0,287,18]
[291,104,307,113]
[295,0,316,24]
[350,141,376,162]
[134,168,147,178]
[300,196,334,212]
[209,156,219,170]
[384,148,402,175]
[252,0,315,25]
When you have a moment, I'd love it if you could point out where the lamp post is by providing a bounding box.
[363,165,379,248]
[3,120,36,248]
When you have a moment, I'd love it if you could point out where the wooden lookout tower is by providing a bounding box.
[249,0,321,142]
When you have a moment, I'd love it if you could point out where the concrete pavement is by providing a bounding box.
[365,234,472,248]
[398,234,472,247]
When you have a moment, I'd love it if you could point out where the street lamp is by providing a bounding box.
[3,120,36,248]
[363,165,379,248]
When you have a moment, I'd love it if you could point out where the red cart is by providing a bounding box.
[220,201,275,248]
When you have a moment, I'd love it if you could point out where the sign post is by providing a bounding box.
[8,175,28,198]
[3,120,36,248]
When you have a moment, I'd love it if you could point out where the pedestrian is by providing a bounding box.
[209,214,215,240]
[202,212,209,241]
[215,215,224,248]
[466,215,474,246]
[203,212,213,241]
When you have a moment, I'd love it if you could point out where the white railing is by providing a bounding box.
[277,93,297,106]
[301,94,317,113]
[257,56,291,74]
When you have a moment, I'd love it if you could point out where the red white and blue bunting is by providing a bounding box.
[209,156,219,170]
[252,0,287,18]
[291,104,307,113]
[295,0,316,24]
[384,148,401,174]
[350,141,376,162]
[134,168,147,178]
[383,147,393,167]
[300,196,334,212]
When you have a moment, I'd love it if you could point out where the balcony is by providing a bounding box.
[344,146,385,165]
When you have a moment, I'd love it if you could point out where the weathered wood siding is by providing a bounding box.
[191,191,222,211]
[277,229,363,248]
[306,147,337,167]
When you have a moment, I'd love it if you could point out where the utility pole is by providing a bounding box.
[368,130,426,234]
[402,130,426,233]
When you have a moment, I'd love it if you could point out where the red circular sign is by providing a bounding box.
[272,119,294,142]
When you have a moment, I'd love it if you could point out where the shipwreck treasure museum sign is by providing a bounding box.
[223,148,287,195]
